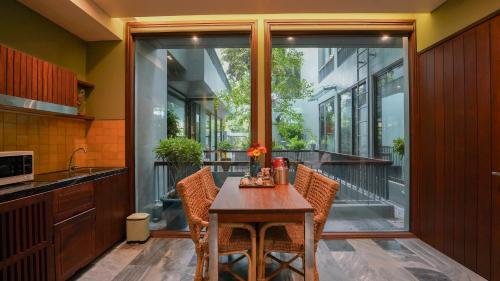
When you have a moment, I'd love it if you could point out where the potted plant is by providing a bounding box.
[392,137,405,159]
[217,140,233,171]
[154,137,203,230]
[287,137,307,169]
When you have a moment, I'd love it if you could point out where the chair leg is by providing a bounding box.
[257,244,265,280]
[194,251,204,281]
[251,235,257,281]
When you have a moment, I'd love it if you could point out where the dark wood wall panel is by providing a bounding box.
[0,45,6,94]
[491,14,500,281]
[0,43,78,106]
[414,15,498,280]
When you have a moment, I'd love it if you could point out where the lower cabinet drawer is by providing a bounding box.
[54,208,96,281]
[53,182,94,223]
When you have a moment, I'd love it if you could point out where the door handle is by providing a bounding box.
[493,172,500,177]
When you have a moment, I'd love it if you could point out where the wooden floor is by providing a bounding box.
[73,238,485,281]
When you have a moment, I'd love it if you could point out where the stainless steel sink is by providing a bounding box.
[34,167,114,182]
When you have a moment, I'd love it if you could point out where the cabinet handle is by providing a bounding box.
[493,172,500,177]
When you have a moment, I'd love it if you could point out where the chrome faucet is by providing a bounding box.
[68,147,87,171]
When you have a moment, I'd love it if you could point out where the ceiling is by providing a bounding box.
[92,0,447,17]
[18,0,447,41]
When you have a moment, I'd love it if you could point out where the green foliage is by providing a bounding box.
[272,140,285,150]
[154,137,203,166]
[217,48,251,133]
[276,110,305,142]
[393,137,405,158]
[271,48,313,113]
[217,140,233,151]
[287,137,308,150]
[167,109,180,138]
[218,48,313,144]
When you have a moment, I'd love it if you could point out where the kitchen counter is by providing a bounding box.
[0,167,128,203]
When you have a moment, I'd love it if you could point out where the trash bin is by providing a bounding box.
[126,213,150,243]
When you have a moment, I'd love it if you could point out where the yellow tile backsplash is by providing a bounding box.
[0,111,125,174]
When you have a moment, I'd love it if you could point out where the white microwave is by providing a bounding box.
[0,151,34,186]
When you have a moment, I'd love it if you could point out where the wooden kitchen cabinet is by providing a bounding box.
[94,172,129,257]
[54,208,95,281]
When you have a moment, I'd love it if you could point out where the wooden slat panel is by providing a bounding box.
[42,62,48,102]
[59,67,64,105]
[491,14,500,281]
[31,57,38,100]
[13,50,21,97]
[452,35,466,264]
[20,52,27,98]
[0,45,6,94]
[53,66,61,104]
[37,59,43,102]
[45,63,54,102]
[442,40,455,257]
[6,48,14,95]
[72,74,77,107]
[463,27,478,271]
[421,50,436,245]
[52,65,58,104]
[61,69,67,105]
[433,44,445,251]
[26,56,32,100]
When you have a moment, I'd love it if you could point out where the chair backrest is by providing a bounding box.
[305,172,340,241]
[294,164,314,197]
[176,171,212,244]
[199,166,219,202]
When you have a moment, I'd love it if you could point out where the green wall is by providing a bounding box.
[86,41,125,119]
[0,0,87,79]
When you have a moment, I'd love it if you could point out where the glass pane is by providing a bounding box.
[134,35,252,231]
[271,35,409,232]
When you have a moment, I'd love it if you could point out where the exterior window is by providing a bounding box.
[339,91,353,154]
[337,48,357,67]
[134,35,252,232]
[319,97,336,152]
[318,48,335,81]
[375,61,405,183]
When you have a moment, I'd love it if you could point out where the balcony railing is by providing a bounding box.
[156,149,393,203]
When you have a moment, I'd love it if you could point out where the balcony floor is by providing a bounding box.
[74,238,484,281]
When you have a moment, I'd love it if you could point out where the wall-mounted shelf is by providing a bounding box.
[0,94,94,121]
[77,80,95,90]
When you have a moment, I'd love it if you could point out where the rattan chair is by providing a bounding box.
[294,164,314,197]
[177,170,256,281]
[199,166,220,202]
[257,172,339,281]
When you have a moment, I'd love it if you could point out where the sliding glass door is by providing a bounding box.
[270,35,410,232]
[134,34,252,231]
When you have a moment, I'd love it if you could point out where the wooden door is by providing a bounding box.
[53,209,95,281]
[491,14,500,281]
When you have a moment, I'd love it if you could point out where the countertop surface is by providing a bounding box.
[0,167,128,203]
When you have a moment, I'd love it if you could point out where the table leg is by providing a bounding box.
[304,212,314,281]
[209,213,218,280]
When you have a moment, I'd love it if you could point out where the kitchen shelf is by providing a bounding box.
[77,80,95,90]
[0,103,94,121]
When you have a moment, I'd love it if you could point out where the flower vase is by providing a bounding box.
[250,159,261,177]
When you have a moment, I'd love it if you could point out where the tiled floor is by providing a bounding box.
[74,238,485,281]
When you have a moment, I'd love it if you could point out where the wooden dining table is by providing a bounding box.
[208,177,315,280]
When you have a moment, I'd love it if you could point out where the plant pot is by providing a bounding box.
[160,196,188,230]
[220,157,232,172]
